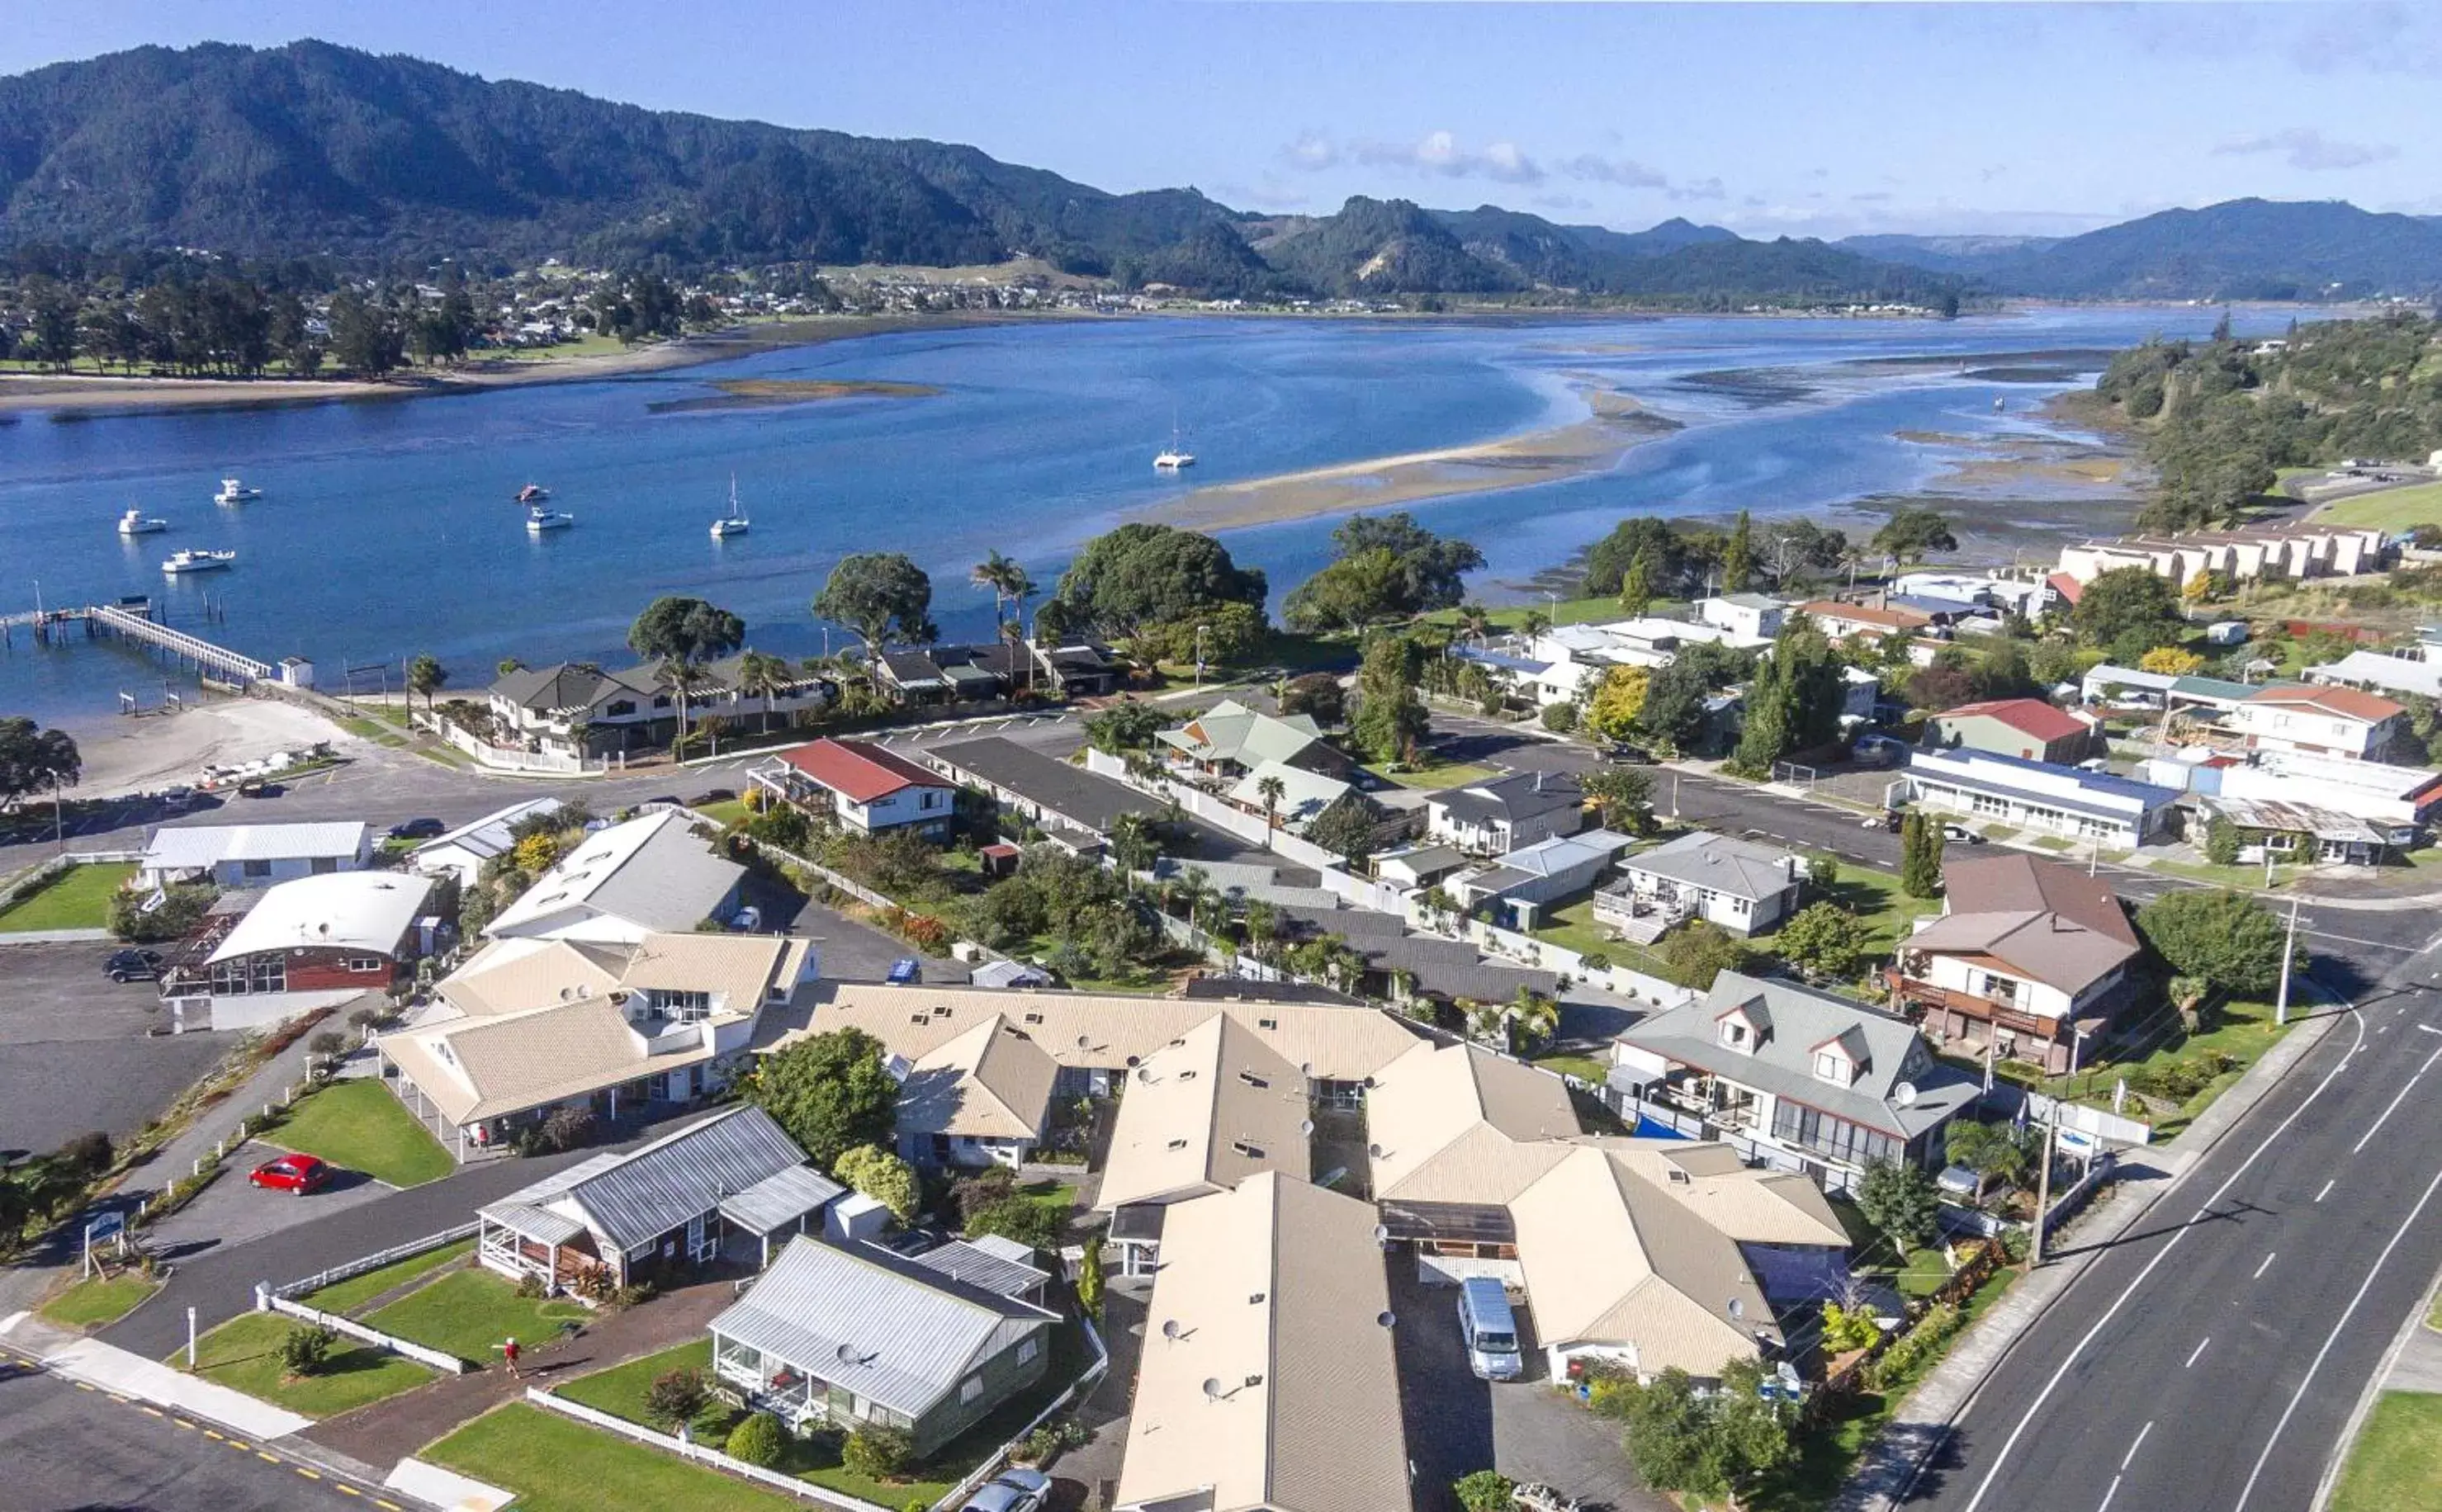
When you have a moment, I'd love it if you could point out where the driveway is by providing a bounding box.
[1388,1259,1663,1512]
[137,1141,399,1261]
[783,894,970,984]
[0,940,230,1156]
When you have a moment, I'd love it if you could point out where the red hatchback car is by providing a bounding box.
[248,1154,332,1195]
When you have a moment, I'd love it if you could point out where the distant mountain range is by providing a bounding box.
[2,40,2438,305]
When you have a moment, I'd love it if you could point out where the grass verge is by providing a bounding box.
[271,1080,453,1187]
[0,861,135,931]
[366,1269,588,1367]
[181,1311,436,1415]
[2331,1391,2442,1512]
[38,1273,159,1330]
[302,1237,476,1316]
[2318,478,2442,531]
[426,1402,809,1512]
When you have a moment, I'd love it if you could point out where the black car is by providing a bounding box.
[388,817,447,840]
[689,788,737,805]
[236,780,282,798]
[106,948,163,983]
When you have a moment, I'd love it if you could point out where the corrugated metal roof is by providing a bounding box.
[502,1106,816,1252]
[144,821,368,871]
[711,1236,1054,1420]
[477,1201,588,1245]
[908,1239,1048,1299]
[717,1164,845,1235]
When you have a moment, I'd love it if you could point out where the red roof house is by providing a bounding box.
[1925,698,2099,765]
[760,738,957,837]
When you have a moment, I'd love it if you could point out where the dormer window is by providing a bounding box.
[1720,1020,1749,1051]
[1813,1051,1853,1087]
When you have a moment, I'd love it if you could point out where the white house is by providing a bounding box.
[1696,593,1787,646]
[409,798,566,890]
[1900,749,2181,848]
[140,822,371,890]
[163,871,435,1032]
[2308,648,2442,704]
[1451,829,1636,925]
[750,737,958,839]
[1594,830,1802,942]
[2229,683,2408,762]
[482,810,745,945]
[1425,770,1586,855]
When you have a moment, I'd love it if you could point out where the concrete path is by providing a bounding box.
[303,1274,738,1468]
[0,1318,314,1440]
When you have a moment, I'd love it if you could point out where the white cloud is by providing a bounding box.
[1351,130,1545,185]
[1281,130,1338,172]
[1559,153,1668,189]
[2213,126,2398,171]
[1668,177,1727,204]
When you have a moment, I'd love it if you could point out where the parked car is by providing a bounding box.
[159,785,196,810]
[1457,1275,1525,1381]
[248,1153,331,1195]
[959,1468,1050,1512]
[690,787,738,805]
[1940,824,1987,845]
[236,780,282,799]
[1862,810,1902,831]
[887,957,923,985]
[104,947,163,983]
[730,905,763,933]
[1601,742,1654,764]
[387,817,446,840]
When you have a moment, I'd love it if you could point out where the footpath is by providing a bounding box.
[2312,1267,2442,1508]
[1834,995,2345,1512]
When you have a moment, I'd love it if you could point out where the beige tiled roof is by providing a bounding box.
[1365,1041,1581,1204]
[1116,1174,1412,1512]
[438,938,629,1018]
[778,984,1425,1084]
[383,998,689,1126]
[1095,1014,1313,1211]
[1574,1137,1848,1247]
[897,1016,1059,1141]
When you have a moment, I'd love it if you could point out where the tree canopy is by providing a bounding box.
[1283,513,1484,633]
[813,553,937,668]
[0,717,82,806]
[1349,633,1429,766]
[1583,664,1651,744]
[1871,507,1958,565]
[2072,568,2184,653]
[2137,889,2289,1000]
[1043,523,1268,653]
[627,595,746,673]
[746,1028,902,1174]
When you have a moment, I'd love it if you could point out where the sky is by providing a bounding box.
[7,1,2442,239]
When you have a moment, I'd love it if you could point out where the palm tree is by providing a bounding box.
[1109,813,1157,876]
[1458,602,1492,647]
[406,653,447,716]
[1520,609,1551,644]
[1242,900,1280,963]
[1256,773,1287,844]
[972,550,1020,631]
[735,650,793,735]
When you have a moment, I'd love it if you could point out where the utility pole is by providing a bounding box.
[1194,623,1209,691]
[1671,770,1682,822]
[2275,896,2303,1026]
[2032,1106,2057,1267]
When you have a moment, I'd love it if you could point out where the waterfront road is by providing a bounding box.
[1900,931,2442,1512]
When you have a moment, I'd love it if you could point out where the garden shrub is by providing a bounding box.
[726,1410,786,1467]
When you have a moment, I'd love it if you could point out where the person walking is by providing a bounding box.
[497,1336,522,1378]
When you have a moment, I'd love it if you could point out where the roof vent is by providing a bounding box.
[1668,1168,1692,1185]
[1238,1071,1268,1089]
[1231,1141,1263,1159]
[1166,1137,1189,1151]
[1243,1373,1264,1389]
[1178,1070,1198,1081]
[1248,1292,1266,1305]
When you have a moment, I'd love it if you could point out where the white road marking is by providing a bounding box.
[2123,1420,2154,1468]
[2232,1157,2442,1511]
[2253,1251,2276,1280]
[2317,1179,2336,1203]
[2351,1041,2442,1155]
[2185,1337,2211,1368]
[1957,1005,2368,1512]
[2420,1024,2442,1036]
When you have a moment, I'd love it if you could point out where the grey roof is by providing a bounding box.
[711,1235,1055,1420]
[928,736,1163,836]
[478,1201,588,1246]
[492,1105,814,1252]
[717,1163,847,1235]
[144,821,368,871]
[1429,770,1585,829]
[1621,971,1975,1140]
[880,651,950,687]
[908,1238,1050,1298]
[1621,830,1800,902]
[415,798,566,865]
[489,810,745,938]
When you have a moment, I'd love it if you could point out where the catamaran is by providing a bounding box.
[162,548,235,574]
[524,504,575,532]
[1153,414,1195,471]
[710,475,750,539]
[214,477,263,504]
[117,508,169,536]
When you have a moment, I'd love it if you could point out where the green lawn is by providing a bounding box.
[38,1273,159,1330]
[0,862,134,931]
[2331,1392,2442,1512]
[695,798,750,828]
[366,1269,588,1367]
[1807,867,1941,957]
[558,1340,736,1438]
[2037,996,2293,1137]
[1531,896,1673,979]
[301,1238,476,1316]
[181,1311,435,1415]
[1530,1051,1608,1083]
[1018,1178,1077,1220]
[271,1080,453,1188]
[2320,479,2442,531]
[1383,758,1501,791]
[427,1403,810,1512]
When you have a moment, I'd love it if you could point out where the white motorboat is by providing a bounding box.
[214,477,262,504]
[117,508,169,536]
[162,548,236,575]
[515,483,551,504]
[710,475,750,539]
[525,505,575,532]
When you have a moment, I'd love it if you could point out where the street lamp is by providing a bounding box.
[1194,623,1210,690]
[2274,896,2303,1026]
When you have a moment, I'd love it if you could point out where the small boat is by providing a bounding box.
[117,508,169,536]
[525,505,575,533]
[514,484,551,504]
[710,475,750,539]
[162,548,236,575]
[214,477,262,504]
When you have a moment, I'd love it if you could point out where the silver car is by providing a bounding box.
[960,1467,1052,1512]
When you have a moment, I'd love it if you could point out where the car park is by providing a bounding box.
[247,1153,331,1195]
[958,1467,1050,1512]
[104,948,163,983]
[387,817,446,839]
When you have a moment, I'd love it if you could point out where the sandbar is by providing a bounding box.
[1141,388,1681,532]
[646,377,944,413]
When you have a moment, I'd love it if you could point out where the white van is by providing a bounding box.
[1457,1276,1523,1381]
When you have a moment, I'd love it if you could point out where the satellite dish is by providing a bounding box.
[835,1343,859,1363]
[1371,1223,1390,1244]
[1299,1120,1315,1137]
[1727,1298,1744,1320]
[1376,1310,1397,1329]
[1366,1143,1384,1160]
[1893,1081,1919,1108]
[1162,1319,1182,1342]
[1077,1034,1091,1049]
[1201,1377,1225,1401]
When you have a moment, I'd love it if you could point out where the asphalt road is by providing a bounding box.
[0,939,232,1156]
[0,1355,390,1511]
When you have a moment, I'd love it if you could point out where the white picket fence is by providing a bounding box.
[524,1391,889,1510]
[255,1288,471,1375]
[413,710,608,775]
[272,1222,479,1299]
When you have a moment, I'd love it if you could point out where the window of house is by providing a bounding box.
[1015,1335,1040,1365]
[345,957,384,974]
[242,858,272,879]
[1720,1020,1749,1051]
[654,695,671,709]
[1732,896,1751,915]
[959,1375,983,1404]
[310,857,338,875]
[1814,1051,1850,1085]
[608,700,635,717]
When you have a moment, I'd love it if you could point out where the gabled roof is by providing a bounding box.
[207,872,433,964]
[2243,682,2405,725]
[1428,769,1586,829]
[896,1015,1060,1141]
[1796,600,1933,632]
[485,810,745,940]
[1907,853,2140,996]
[2308,650,2442,702]
[1364,1041,1580,1204]
[1157,698,1326,768]
[1227,759,1355,828]
[1116,1174,1413,1512]
[1619,829,1797,902]
[712,1235,1055,1421]
[485,1105,833,1251]
[775,737,954,803]
[1096,1014,1313,1211]
[2046,572,2084,605]
[412,799,565,866]
[1933,697,2091,744]
[144,821,367,872]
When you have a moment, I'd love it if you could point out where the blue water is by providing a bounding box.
[0,305,2299,728]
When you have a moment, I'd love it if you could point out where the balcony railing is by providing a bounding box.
[1888,972,2058,1040]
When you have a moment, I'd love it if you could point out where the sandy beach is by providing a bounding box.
[68,696,371,799]
[0,310,1060,416]
[1140,386,1681,532]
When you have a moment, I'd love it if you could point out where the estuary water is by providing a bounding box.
[0,305,2296,727]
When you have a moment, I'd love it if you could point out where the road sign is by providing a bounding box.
[84,1211,125,1244]
[2058,1126,2099,1155]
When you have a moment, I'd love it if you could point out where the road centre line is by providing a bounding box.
[1957,1004,2369,1512]
[2351,1040,2442,1155]
[2123,1420,2154,1469]
[2254,1252,2277,1280]
[2185,1338,2211,1368]
[2232,1156,2442,1511]
[2317,1180,2336,1203]
[2097,1474,2122,1512]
